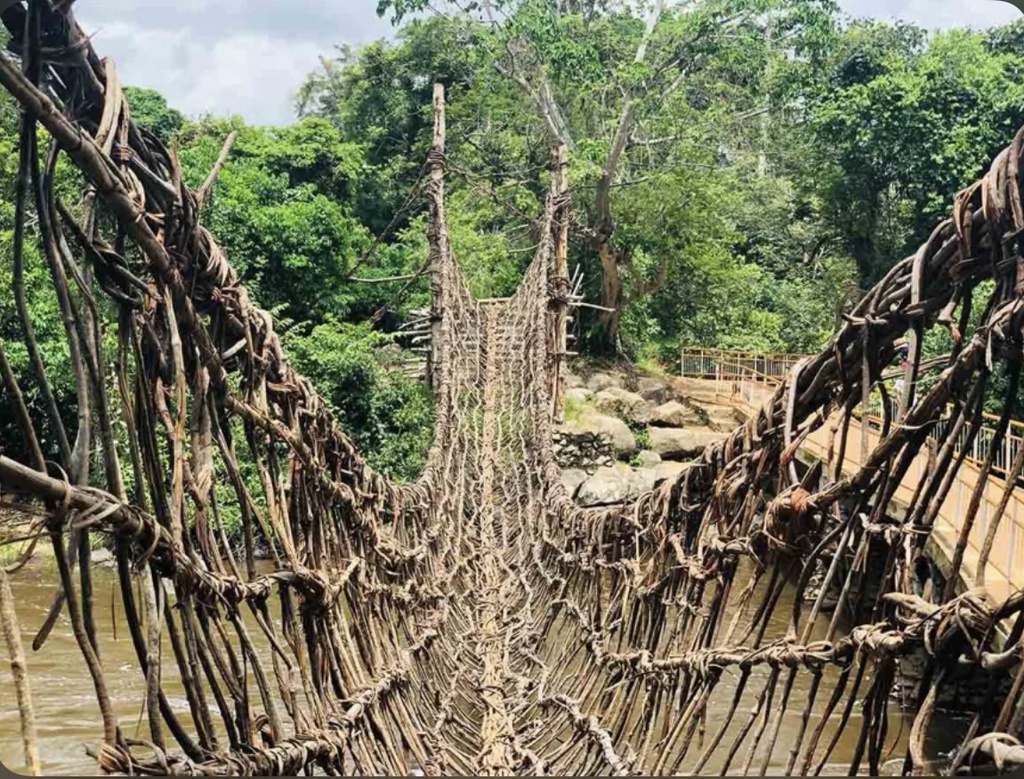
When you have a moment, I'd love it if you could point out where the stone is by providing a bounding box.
[565,387,593,404]
[648,427,726,460]
[636,375,672,405]
[636,467,658,492]
[561,469,589,498]
[565,370,586,389]
[593,387,649,425]
[585,371,621,393]
[654,461,688,482]
[91,547,115,566]
[705,405,744,430]
[561,411,637,459]
[552,414,619,470]
[577,463,651,507]
[635,450,662,468]
[649,400,704,428]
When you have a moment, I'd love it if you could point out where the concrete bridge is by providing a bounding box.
[680,348,1024,605]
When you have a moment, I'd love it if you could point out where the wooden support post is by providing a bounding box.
[550,144,570,423]
[0,566,40,775]
[427,83,447,395]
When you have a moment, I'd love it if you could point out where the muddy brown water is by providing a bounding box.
[0,563,965,776]
[0,562,190,776]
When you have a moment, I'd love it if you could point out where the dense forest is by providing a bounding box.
[3,0,1024,482]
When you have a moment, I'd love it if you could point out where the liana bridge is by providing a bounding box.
[1,2,1024,777]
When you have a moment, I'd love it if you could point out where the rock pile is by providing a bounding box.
[556,365,744,506]
[552,429,615,471]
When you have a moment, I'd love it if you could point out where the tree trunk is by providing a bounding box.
[851,234,877,285]
[589,0,665,354]
[596,241,623,352]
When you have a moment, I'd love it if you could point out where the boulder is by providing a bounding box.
[565,387,593,405]
[650,400,704,428]
[577,463,651,506]
[648,427,726,460]
[636,375,672,405]
[561,468,589,498]
[585,371,621,393]
[565,370,586,389]
[636,467,658,492]
[654,461,688,482]
[593,387,649,425]
[705,405,744,430]
[562,411,637,459]
[635,450,662,468]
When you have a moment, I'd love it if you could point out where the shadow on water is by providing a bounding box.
[0,560,967,776]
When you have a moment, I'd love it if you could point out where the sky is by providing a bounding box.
[75,0,1024,127]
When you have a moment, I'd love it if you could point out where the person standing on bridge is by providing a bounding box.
[894,343,911,419]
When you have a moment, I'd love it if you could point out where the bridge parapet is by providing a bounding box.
[680,347,1024,603]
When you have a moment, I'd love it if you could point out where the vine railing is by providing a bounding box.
[681,347,1024,588]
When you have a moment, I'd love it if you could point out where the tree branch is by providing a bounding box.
[621,251,671,306]
[495,37,575,150]
[594,0,666,238]
[195,131,237,210]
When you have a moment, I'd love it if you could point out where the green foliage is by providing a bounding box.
[173,114,436,480]
[0,83,438,484]
[306,0,864,358]
[176,117,374,322]
[631,425,651,453]
[563,396,587,423]
[806,21,1024,282]
[283,319,434,480]
[292,8,1024,389]
[10,3,1024,481]
[124,87,185,141]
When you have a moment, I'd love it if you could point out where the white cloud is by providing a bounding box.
[76,2,391,126]
[180,35,325,125]
[81,20,324,125]
[79,1,391,45]
[839,0,1022,28]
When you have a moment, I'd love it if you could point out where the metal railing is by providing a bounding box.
[680,347,805,383]
[854,390,1024,481]
[930,410,1024,477]
[680,347,1024,476]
